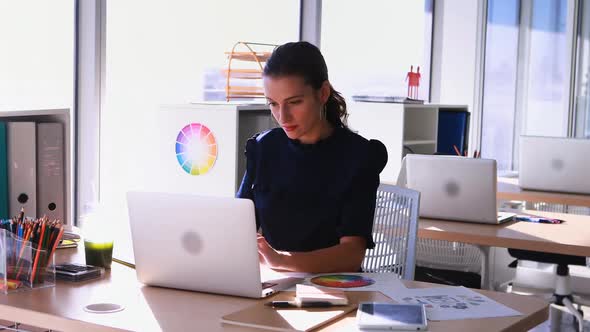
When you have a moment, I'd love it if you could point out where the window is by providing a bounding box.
[481,0,520,171]
[481,0,573,172]
[0,1,74,111]
[575,0,590,138]
[523,0,570,139]
[101,1,299,262]
[320,1,433,101]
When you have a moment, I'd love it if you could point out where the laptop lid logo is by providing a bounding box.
[444,180,461,197]
[551,158,564,172]
[181,231,203,255]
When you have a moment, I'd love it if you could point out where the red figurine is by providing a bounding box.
[405,65,421,99]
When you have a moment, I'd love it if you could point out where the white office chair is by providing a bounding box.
[362,184,420,280]
[415,239,487,288]
[525,201,590,217]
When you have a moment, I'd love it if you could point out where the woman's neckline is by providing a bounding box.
[286,126,344,151]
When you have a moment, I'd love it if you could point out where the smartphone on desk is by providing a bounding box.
[356,302,428,331]
[55,263,104,282]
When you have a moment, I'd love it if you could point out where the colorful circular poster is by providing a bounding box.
[175,123,217,175]
[310,274,375,288]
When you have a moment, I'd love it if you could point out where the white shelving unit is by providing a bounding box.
[348,102,468,182]
[0,109,72,228]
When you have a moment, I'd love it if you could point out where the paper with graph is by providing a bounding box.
[385,286,522,321]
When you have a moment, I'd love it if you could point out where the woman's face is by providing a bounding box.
[263,75,330,144]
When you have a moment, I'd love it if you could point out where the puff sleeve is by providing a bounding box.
[336,139,388,249]
[236,136,258,201]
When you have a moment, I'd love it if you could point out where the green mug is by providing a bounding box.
[84,240,114,269]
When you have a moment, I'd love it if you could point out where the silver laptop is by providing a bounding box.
[126,191,301,298]
[398,154,514,224]
[519,135,590,194]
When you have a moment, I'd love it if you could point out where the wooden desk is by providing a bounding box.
[0,246,548,332]
[419,210,590,257]
[497,177,590,207]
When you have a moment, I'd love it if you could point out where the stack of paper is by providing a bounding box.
[295,284,348,305]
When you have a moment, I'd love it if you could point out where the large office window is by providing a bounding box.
[0,1,74,111]
[523,0,570,139]
[481,0,572,172]
[481,0,520,171]
[320,1,433,101]
[101,1,299,261]
[575,0,590,138]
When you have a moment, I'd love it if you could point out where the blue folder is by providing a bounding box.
[436,110,470,156]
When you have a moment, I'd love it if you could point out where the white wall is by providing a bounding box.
[431,0,484,152]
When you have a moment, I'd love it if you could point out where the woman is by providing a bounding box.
[237,41,387,273]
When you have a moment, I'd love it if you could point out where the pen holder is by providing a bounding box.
[0,229,56,294]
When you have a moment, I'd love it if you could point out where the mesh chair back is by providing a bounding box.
[416,239,483,274]
[362,184,420,279]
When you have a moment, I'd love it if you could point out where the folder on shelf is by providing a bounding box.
[7,122,37,218]
[0,122,8,219]
[36,123,65,223]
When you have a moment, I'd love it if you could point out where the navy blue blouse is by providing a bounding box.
[236,127,387,252]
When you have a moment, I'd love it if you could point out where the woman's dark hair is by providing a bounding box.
[263,41,348,128]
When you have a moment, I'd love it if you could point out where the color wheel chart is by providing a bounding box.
[310,274,375,288]
[175,123,218,175]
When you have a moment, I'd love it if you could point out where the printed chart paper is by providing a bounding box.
[385,286,522,321]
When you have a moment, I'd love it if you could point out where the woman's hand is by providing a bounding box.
[257,235,285,269]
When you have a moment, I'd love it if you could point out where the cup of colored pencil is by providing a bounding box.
[0,208,64,292]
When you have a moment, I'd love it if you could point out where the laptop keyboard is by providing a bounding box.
[262,282,278,289]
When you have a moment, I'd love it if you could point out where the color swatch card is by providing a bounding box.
[386,286,522,321]
[286,273,407,294]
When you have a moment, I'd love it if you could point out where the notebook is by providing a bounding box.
[221,291,391,332]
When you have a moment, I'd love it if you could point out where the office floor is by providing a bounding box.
[529,304,590,332]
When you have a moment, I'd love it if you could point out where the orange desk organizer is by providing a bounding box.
[223,41,277,101]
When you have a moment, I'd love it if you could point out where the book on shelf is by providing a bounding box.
[352,95,425,104]
[36,122,65,223]
[7,122,37,218]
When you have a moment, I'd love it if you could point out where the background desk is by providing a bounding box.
[0,245,548,332]
[419,210,590,257]
[497,177,590,208]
